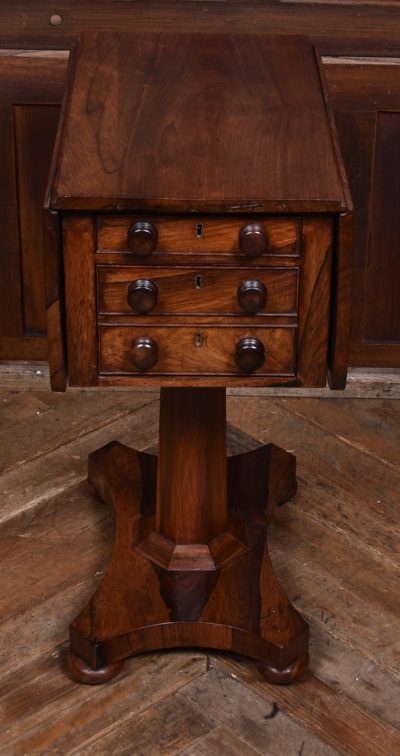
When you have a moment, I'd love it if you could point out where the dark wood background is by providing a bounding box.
[1,0,399,370]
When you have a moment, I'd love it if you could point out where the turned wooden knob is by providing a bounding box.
[129,337,158,371]
[235,337,265,373]
[237,280,267,314]
[239,224,269,258]
[127,279,158,313]
[127,221,158,256]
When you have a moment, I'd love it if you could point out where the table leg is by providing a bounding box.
[68,388,309,684]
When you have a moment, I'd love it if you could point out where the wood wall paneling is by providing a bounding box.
[1,20,400,370]
[14,104,61,335]
[0,2,399,56]
[0,65,23,346]
[0,54,67,360]
[325,61,400,367]
[364,113,400,344]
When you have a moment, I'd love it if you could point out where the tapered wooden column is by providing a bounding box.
[137,388,247,573]
[157,388,227,543]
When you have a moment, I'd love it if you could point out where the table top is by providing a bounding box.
[49,32,350,214]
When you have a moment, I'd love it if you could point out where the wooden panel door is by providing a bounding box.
[0,52,67,360]
[325,59,400,368]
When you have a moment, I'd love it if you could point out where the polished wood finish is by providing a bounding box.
[98,324,296,378]
[296,216,333,388]
[235,338,266,374]
[63,211,333,389]
[50,33,347,214]
[68,388,308,684]
[129,337,159,372]
[62,215,97,386]
[97,215,300,258]
[2,389,400,752]
[127,279,158,314]
[239,224,269,259]
[315,54,353,390]
[98,266,297,317]
[46,32,351,686]
[43,209,66,391]
[67,651,123,685]
[328,211,353,390]
[155,388,228,547]
[127,220,158,257]
[237,280,268,315]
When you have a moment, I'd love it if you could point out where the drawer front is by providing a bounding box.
[97,215,300,259]
[99,325,296,376]
[97,266,299,316]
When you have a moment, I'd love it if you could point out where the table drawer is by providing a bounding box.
[99,325,296,377]
[97,215,300,259]
[97,266,299,317]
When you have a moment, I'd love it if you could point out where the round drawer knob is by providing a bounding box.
[127,279,158,313]
[127,221,158,256]
[129,337,158,371]
[237,280,267,314]
[239,224,269,258]
[235,337,265,373]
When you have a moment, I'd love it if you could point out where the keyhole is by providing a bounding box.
[195,274,203,290]
[194,333,204,347]
[196,223,203,238]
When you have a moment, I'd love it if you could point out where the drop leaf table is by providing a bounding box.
[45,31,352,685]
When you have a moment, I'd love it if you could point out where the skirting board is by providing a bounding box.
[0,362,399,398]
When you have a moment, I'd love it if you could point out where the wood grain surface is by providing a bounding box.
[98,324,296,377]
[325,60,400,370]
[1,1,399,57]
[1,390,399,753]
[97,266,299,317]
[0,53,66,360]
[43,209,66,391]
[50,32,348,213]
[96,215,300,257]
[62,215,97,386]
[67,389,308,683]
[58,212,334,388]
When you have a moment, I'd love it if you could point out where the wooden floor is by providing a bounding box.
[0,388,399,755]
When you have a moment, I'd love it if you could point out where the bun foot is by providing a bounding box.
[67,652,123,685]
[258,653,309,684]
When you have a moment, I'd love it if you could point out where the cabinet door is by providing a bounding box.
[325,59,400,368]
[0,52,67,359]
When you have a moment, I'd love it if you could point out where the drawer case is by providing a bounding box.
[45,32,353,392]
[63,213,334,388]
[99,324,297,377]
[97,215,301,259]
[97,266,299,317]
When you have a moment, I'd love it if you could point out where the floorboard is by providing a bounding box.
[1,389,399,754]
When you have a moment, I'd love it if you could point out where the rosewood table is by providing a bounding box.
[45,31,352,685]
